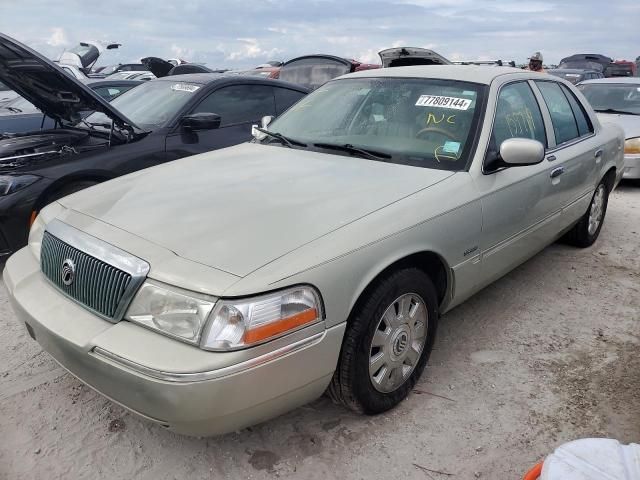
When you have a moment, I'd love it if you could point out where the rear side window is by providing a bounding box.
[535,81,579,145]
[193,85,276,126]
[492,81,547,148]
[274,88,306,115]
[560,85,593,137]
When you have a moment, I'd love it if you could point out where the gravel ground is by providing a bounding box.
[1,182,639,480]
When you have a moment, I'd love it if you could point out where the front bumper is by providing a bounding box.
[4,247,344,436]
[623,153,640,179]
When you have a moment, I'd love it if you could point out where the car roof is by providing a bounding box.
[335,65,533,85]
[579,77,640,85]
[151,73,310,91]
[547,69,597,74]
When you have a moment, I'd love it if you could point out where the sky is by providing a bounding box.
[1,0,638,69]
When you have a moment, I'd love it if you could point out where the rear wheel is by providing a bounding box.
[565,179,609,248]
[328,268,438,414]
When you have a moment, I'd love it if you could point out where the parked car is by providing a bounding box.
[105,71,156,81]
[559,54,613,73]
[0,79,143,134]
[278,55,379,90]
[379,47,451,67]
[605,61,637,78]
[58,41,121,75]
[578,77,640,179]
[58,63,89,81]
[94,63,148,77]
[548,69,603,84]
[141,57,217,78]
[0,33,309,255]
[4,65,623,436]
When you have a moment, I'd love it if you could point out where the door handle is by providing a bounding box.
[550,166,565,179]
[594,149,603,158]
[546,155,557,161]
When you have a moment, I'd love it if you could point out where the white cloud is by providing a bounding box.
[46,27,69,48]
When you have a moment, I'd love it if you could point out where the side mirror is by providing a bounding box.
[499,138,545,166]
[252,115,274,140]
[182,112,221,131]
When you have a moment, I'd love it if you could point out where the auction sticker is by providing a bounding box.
[416,95,471,110]
[171,83,200,93]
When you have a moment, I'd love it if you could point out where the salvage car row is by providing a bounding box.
[0,32,633,436]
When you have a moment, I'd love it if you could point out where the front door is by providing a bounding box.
[165,84,277,160]
[474,80,561,286]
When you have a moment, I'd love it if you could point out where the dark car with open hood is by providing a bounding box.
[0,33,309,256]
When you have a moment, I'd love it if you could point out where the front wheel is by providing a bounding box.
[327,268,439,414]
[566,179,609,248]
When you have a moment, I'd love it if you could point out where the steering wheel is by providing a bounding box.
[415,127,458,140]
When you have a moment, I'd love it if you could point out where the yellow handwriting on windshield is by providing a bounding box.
[426,112,456,125]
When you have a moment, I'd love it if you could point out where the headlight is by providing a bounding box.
[625,137,640,155]
[28,212,46,260]
[201,286,323,351]
[0,174,40,196]
[125,280,216,344]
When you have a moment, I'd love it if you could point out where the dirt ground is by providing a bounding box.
[1,182,639,480]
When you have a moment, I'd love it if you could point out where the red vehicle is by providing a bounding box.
[607,60,637,78]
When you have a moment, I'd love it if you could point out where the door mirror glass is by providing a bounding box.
[182,112,221,131]
[499,138,545,166]
[261,115,274,128]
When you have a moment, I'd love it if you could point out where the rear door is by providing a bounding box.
[532,80,600,229]
[164,83,276,158]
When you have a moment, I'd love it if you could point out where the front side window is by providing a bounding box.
[491,81,547,149]
[193,85,276,126]
[535,81,579,145]
[266,77,486,171]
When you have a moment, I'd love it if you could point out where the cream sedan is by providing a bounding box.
[4,66,624,436]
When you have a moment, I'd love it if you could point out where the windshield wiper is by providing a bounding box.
[594,108,639,116]
[254,127,307,148]
[313,142,392,161]
[2,106,22,113]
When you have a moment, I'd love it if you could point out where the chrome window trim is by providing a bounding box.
[91,331,325,383]
[44,219,150,322]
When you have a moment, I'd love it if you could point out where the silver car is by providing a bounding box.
[578,77,640,179]
[4,66,624,436]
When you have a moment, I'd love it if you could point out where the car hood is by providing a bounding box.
[379,47,452,68]
[596,113,640,139]
[0,33,138,129]
[58,143,455,277]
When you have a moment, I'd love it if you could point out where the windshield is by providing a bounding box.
[266,77,486,170]
[84,80,200,129]
[578,83,640,115]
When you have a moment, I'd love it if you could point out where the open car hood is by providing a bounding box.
[59,41,121,71]
[141,57,174,78]
[0,33,139,129]
[379,47,452,68]
[279,55,354,90]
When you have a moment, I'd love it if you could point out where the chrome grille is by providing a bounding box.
[41,231,133,319]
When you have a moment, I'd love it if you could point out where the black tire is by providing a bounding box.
[42,180,99,207]
[328,268,439,414]
[565,178,610,248]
